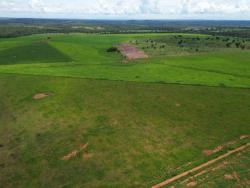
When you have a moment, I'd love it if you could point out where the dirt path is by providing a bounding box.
[152,142,250,188]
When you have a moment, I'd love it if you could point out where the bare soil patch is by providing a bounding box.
[203,145,223,156]
[224,172,240,181]
[118,44,148,60]
[61,150,78,161]
[80,143,89,151]
[240,135,249,140]
[186,181,197,187]
[61,143,89,161]
[33,93,50,100]
[224,174,234,180]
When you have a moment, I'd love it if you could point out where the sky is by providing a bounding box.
[0,0,250,20]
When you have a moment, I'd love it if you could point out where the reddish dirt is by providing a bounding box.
[224,172,240,181]
[224,174,234,180]
[61,143,89,161]
[240,135,249,140]
[186,182,197,187]
[33,93,50,100]
[80,143,89,151]
[152,142,250,188]
[203,145,223,156]
[61,150,78,161]
[118,44,148,60]
[211,161,228,171]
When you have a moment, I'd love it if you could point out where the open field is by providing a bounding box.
[0,32,250,187]
[172,146,250,188]
[0,33,250,88]
[0,74,250,187]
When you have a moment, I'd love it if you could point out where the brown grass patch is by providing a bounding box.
[175,103,181,107]
[83,153,93,160]
[33,93,50,100]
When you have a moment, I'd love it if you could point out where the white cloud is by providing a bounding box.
[0,0,250,19]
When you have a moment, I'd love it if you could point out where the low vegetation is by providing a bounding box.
[0,24,249,187]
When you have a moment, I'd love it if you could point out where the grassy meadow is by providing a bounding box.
[0,33,250,187]
[0,33,250,88]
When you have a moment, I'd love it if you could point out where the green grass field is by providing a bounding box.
[0,33,250,88]
[172,147,250,188]
[0,33,249,188]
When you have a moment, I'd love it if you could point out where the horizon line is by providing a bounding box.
[1,17,250,22]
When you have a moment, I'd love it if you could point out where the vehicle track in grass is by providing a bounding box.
[152,142,250,188]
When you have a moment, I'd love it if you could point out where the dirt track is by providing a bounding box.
[152,142,250,188]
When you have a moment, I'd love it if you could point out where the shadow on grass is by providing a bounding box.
[0,41,73,65]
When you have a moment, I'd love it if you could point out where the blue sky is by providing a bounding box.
[1,0,250,20]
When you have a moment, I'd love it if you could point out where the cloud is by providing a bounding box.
[29,0,45,12]
[0,0,250,19]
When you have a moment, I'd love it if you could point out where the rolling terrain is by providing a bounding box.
[0,33,249,187]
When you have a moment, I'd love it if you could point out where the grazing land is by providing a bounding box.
[0,33,250,88]
[0,22,250,188]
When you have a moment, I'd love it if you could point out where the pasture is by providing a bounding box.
[0,33,249,187]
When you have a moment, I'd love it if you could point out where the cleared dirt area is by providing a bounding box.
[118,44,148,60]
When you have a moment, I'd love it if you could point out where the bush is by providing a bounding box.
[241,45,246,50]
[226,43,231,48]
[107,47,118,52]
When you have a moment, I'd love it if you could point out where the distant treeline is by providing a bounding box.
[0,18,250,39]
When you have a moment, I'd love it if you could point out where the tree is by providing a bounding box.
[241,45,246,50]
[235,42,241,48]
[226,43,231,48]
[107,47,118,52]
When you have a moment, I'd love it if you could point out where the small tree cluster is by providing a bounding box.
[107,47,118,52]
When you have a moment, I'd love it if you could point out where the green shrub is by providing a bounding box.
[107,47,118,52]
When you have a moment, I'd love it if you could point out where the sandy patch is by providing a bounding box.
[224,172,240,181]
[186,182,197,187]
[203,145,223,156]
[240,135,249,140]
[61,143,89,161]
[211,161,228,171]
[80,143,89,151]
[224,174,234,180]
[61,150,78,161]
[118,44,148,60]
[33,93,50,100]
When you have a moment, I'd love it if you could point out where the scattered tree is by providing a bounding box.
[107,47,118,52]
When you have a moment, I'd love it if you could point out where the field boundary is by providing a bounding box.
[1,72,250,90]
[152,142,250,188]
